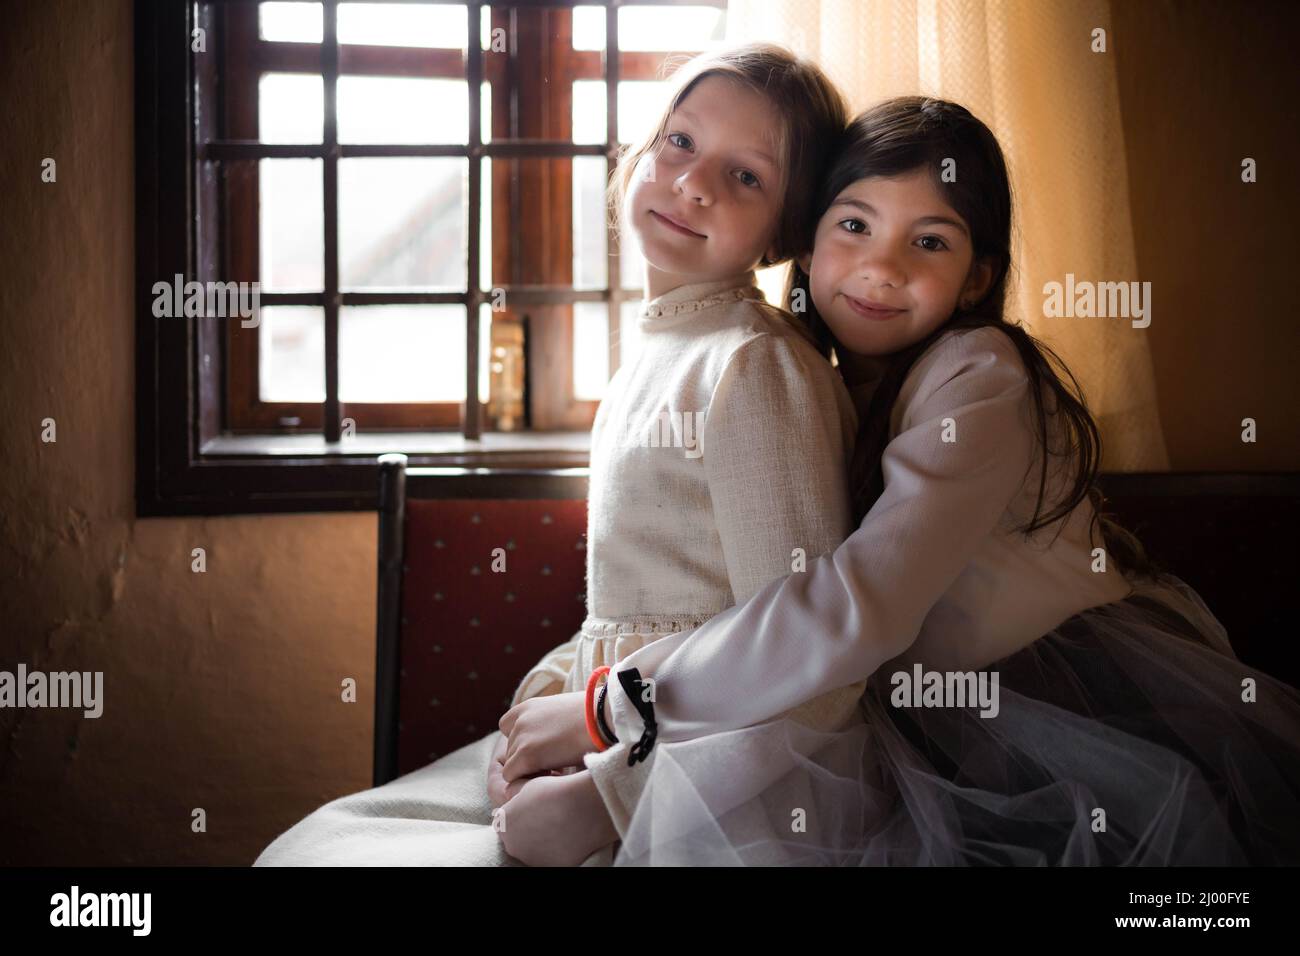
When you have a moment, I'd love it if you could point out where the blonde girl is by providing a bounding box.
[255,44,860,867]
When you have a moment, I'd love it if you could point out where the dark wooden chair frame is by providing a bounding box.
[372,453,589,785]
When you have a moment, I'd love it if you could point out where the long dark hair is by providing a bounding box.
[787,96,1158,581]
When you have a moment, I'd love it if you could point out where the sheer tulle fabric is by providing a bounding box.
[611,575,1300,866]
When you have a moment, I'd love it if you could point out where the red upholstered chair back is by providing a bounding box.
[399,498,588,773]
[373,456,589,785]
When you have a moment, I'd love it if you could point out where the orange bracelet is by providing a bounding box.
[585,666,611,751]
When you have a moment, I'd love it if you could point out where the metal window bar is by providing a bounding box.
[465,0,483,438]
[323,0,341,442]
[604,0,623,393]
[202,0,726,445]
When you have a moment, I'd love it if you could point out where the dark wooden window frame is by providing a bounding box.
[136,0,722,516]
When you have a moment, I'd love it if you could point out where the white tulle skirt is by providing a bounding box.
[610,574,1300,866]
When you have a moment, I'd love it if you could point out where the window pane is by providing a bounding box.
[620,5,725,50]
[259,306,324,402]
[338,77,467,145]
[572,80,671,146]
[573,5,725,51]
[260,2,322,43]
[339,305,465,402]
[572,6,604,51]
[260,2,478,48]
[260,159,324,292]
[572,81,603,146]
[572,156,608,290]
[259,73,323,144]
[480,156,492,292]
[573,303,610,401]
[338,2,463,49]
[619,300,642,367]
[339,158,466,291]
[618,81,672,146]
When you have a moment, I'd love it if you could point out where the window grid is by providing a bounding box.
[200,0,725,443]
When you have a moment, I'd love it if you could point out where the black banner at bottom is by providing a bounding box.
[0,864,1289,941]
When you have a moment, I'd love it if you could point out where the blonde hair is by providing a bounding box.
[606,43,848,269]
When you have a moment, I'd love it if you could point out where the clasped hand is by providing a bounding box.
[498,690,595,783]
[485,691,620,865]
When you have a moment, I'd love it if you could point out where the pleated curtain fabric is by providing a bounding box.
[726,0,1170,470]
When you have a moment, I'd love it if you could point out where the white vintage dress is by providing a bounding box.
[588,324,1300,865]
[253,272,866,865]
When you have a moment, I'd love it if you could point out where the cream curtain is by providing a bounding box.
[729,0,1168,470]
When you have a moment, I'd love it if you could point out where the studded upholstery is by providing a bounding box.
[396,499,588,774]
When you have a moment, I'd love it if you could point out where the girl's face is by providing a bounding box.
[800,169,993,357]
[626,75,786,298]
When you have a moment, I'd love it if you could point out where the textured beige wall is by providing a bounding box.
[0,0,1294,866]
[0,0,375,865]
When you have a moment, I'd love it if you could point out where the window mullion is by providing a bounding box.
[323,0,341,443]
[465,1,484,440]
[605,2,622,377]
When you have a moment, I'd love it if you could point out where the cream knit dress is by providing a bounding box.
[253,272,867,866]
[510,272,870,846]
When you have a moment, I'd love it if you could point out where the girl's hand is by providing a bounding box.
[498,691,595,783]
[496,770,618,866]
[487,732,567,810]
[486,733,524,810]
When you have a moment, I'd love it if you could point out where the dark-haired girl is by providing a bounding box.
[509,96,1300,866]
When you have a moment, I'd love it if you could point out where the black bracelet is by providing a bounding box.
[595,681,618,745]
[616,668,658,766]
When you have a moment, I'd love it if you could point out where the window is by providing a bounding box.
[136,0,727,515]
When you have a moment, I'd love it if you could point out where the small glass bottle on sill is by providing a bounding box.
[487,319,525,432]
